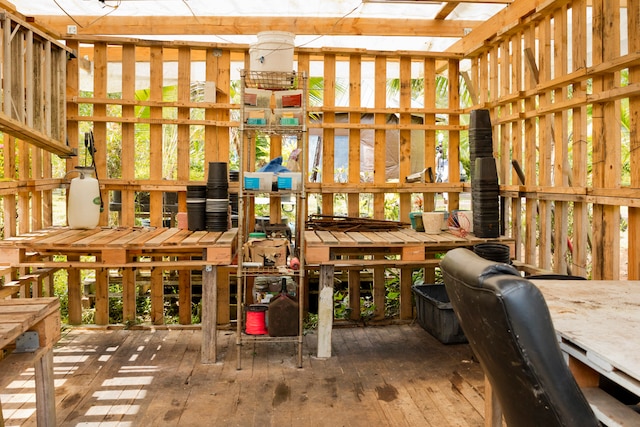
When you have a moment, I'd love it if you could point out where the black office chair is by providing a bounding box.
[440,248,599,427]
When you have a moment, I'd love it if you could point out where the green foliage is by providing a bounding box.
[333,290,351,319]
[303,312,318,333]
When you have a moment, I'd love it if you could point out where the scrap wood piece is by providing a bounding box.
[306,214,409,232]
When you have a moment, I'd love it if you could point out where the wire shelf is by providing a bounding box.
[244,71,298,90]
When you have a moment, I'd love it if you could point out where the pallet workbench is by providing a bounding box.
[304,227,514,358]
[0,226,237,324]
[0,226,238,364]
[0,298,61,427]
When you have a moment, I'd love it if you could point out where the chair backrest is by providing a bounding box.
[440,248,599,427]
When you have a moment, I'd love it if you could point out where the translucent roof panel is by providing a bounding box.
[11,0,508,52]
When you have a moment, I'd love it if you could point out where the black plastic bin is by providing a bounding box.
[412,284,467,344]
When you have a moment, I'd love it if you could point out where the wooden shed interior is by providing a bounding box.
[0,0,639,425]
[0,0,638,318]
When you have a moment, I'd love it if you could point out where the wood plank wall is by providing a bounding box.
[1,0,639,281]
[467,0,640,279]
[60,42,466,231]
[0,10,72,238]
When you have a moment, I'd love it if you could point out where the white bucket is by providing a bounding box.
[422,212,443,234]
[249,31,295,72]
[67,167,101,229]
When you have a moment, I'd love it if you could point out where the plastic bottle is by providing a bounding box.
[67,167,101,229]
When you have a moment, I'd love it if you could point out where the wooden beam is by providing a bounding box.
[31,15,482,38]
[435,2,462,20]
[447,0,570,54]
[0,112,76,158]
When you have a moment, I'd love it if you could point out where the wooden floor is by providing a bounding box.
[1,324,488,426]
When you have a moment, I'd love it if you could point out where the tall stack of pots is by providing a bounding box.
[469,109,500,238]
[205,162,229,231]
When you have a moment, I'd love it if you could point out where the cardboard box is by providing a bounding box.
[244,238,289,267]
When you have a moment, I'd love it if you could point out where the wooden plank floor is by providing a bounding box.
[1,325,488,426]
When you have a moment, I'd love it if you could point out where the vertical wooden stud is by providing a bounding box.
[348,55,362,217]
[373,56,386,219]
[322,54,336,215]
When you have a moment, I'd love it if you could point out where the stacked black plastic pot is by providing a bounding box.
[206,162,229,232]
[186,185,206,231]
[229,170,239,228]
[470,109,500,238]
[469,109,493,182]
[473,243,511,263]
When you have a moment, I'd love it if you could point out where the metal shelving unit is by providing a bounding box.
[236,70,307,369]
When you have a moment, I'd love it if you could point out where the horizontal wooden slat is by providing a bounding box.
[582,387,640,426]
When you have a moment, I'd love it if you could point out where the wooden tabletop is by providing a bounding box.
[0,226,239,266]
[0,297,60,351]
[0,226,238,251]
[305,228,513,248]
[533,280,640,395]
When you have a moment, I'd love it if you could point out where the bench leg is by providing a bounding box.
[122,267,136,323]
[348,270,361,321]
[484,376,502,427]
[35,349,56,427]
[68,262,82,325]
[151,261,164,325]
[201,265,218,364]
[400,267,413,320]
[317,265,334,358]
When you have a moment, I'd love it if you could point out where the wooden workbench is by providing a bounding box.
[305,228,514,358]
[0,227,238,364]
[0,298,60,427]
[0,226,237,325]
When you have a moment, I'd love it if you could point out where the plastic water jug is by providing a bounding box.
[67,167,101,229]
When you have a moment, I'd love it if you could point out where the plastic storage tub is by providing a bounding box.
[244,172,273,191]
[412,284,467,344]
[277,172,302,190]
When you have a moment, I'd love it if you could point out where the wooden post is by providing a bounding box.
[400,267,413,320]
[122,267,136,324]
[317,264,334,358]
[94,268,109,325]
[484,376,502,427]
[67,257,82,325]
[216,267,231,325]
[372,263,386,321]
[178,256,191,325]
[348,269,361,321]
[348,54,362,218]
[150,264,164,325]
[201,265,217,364]
[34,350,56,427]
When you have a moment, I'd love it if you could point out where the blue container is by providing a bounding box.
[244,177,261,190]
[277,176,293,190]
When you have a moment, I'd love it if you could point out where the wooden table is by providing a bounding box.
[0,298,60,427]
[482,279,640,426]
[0,226,238,364]
[305,228,514,358]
